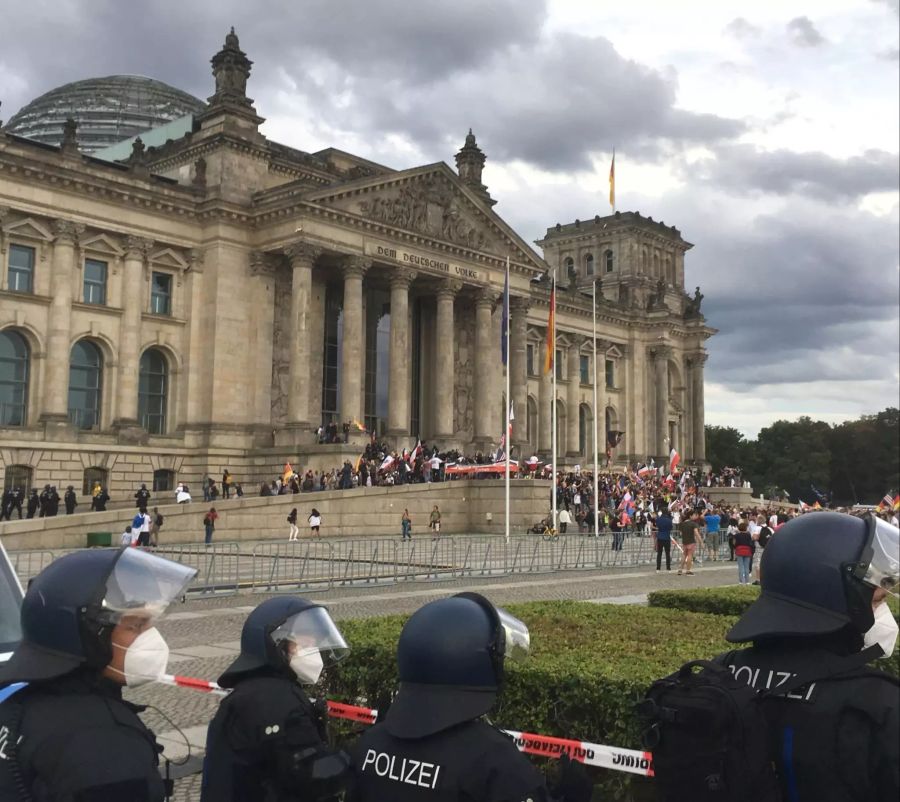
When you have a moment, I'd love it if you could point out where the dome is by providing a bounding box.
[4,75,206,154]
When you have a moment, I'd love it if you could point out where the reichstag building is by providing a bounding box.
[0,29,714,495]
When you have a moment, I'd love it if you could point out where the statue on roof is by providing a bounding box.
[210,27,253,105]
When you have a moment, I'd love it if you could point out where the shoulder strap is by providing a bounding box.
[762,645,884,699]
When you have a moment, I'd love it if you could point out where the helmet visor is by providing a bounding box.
[100,548,197,622]
[497,606,530,663]
[270,606,350,667]
[862,518,900,597]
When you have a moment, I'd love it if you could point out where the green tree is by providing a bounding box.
[750,417,831,502]
[828,408,900,505]
[705,425,750,473]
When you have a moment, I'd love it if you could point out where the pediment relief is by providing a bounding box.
[2,217,54,243]
[80,233,124,257]
[148,247,188,271]
[606,344,624,360]
[311,168,540,267]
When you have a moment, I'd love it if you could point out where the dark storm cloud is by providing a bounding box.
[693,145,899,202]
[786,16,826,47]
[0,0,743,172]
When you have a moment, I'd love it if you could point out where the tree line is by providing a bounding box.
[705,407,899,506]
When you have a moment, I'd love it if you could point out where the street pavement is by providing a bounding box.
[123,553,742,801]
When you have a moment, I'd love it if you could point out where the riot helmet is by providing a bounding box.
[218,596,349,688]
[0,547,196,684]
[384,592,530,738]
[727,513,899,644]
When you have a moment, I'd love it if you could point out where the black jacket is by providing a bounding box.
[722,642,899,801]
[201,672,347,802]
[0,671,165,801]
[347,719,551,801]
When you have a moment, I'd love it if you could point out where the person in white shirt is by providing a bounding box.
[558,507,572,534]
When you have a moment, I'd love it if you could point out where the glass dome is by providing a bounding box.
[4,75,205,154]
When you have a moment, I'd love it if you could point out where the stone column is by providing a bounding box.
[594,339,608,458]
[340,256,371,425]
[387,268,417,436]
[566,337,583,456]
[692,352,707,462]
[433,280,461,439]
[41,220,83,425]
[249,251,277,426]
[284,243,320,428]
[113,236,151,429]
[538,342,552,454]
[652,345,672,459]
[509,296,530,448]
[473,288,494,444]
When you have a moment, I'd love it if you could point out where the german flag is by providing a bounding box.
[544,285,555,374]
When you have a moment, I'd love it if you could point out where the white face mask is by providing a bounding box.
[290,649,324,684]
[111,627,170,687]
[864,602,899,658]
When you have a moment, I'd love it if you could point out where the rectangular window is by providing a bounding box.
[150,272,172,315]
[605,359,615,389]
[526,344,535,376]
[83,258,107,305]
[8,245,35,294]
[555,349,563,381]
[580,354,590,385]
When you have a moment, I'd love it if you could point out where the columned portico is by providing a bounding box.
[339,256,371,426]
[566,337,583,456]
[387,268,416,436]
[473,288,494,445]
[692,353,707,462]
[652,345,672,458]
[510,296,530,448]
[41,220,82,427]
[434,279,461,440]
[285,242,320,429]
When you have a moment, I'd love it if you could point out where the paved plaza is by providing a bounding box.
[111,551,741,800]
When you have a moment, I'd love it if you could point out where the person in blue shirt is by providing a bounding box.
[654,505,673,571]
[703,508,722,561]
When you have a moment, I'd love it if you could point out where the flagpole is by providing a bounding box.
[551,267,558,534]
[592,279,599,540]
[505,256,511,545]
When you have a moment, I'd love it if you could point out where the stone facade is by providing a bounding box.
[0,30,714,498]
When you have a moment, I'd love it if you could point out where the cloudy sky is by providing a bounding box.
[2,0,898,437]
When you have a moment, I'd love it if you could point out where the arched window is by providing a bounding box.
[82,466,108,496]
[4,464,32,493]
[139,349,168,434]
[584,253,594,276]
[0,329,29,427]
[564,256,575,285]
[68,340,102,430]
[605,249,614,273]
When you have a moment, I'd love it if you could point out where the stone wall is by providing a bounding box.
[0,478,551,550]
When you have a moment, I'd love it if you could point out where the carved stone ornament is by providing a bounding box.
[125,236,154,260]
[436,278,464,299]
[249,250,276,278]
[52,219,85,244]
[340,256,372,279]
[358,176,491,252]
[283,242,322,267]
[389,267,418,289]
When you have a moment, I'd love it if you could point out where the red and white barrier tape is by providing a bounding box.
[159,674,653,777]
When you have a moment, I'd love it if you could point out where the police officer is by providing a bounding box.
[0,547,197,800]
[25,488,39,519]
[201,597,351,801]
[136,483,151,511]
[721,512,899,800]
[347,592,593,801]
[64,484,77,515]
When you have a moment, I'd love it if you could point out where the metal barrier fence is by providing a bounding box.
[10,531,738,596]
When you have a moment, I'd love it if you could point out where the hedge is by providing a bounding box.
[647,586,900,677]
[328,601,740,801]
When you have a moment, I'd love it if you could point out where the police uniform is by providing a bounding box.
[0,547,197,802]
[720,512,900,802]
[348,718,549,801]
[0,671,165,801]
[201,597,351,802]
[348,592,591,802]
[721,643,899,800]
